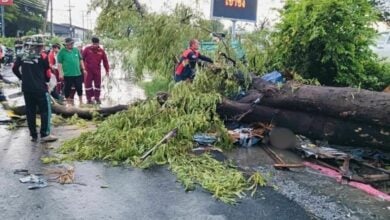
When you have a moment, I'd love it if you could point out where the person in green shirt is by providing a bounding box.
[57,37,88,105]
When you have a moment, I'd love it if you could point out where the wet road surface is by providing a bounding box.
[0,126,312,220]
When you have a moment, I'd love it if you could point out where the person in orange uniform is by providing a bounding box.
[174,39,213,82]
[82,37,109,104]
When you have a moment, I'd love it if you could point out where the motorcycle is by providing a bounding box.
[3,48,14,66]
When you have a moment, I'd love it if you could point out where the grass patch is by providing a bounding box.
[141,75,174,97]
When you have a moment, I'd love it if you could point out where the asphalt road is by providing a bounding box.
[0,126,312,220]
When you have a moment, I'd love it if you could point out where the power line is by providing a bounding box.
[51,8,69,11]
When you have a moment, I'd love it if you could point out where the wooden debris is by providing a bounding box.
[273,164,305,169]
[44,165,75,184]
[263,146,303,170]
[362,174,390,182]
[141,128,178,160]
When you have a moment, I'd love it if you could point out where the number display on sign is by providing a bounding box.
[225,0,246,8]
[212,0,257,22]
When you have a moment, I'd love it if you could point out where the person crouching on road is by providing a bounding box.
[174,39,213,82]
[82,37,109,104]
[12,37,58,143]
[57,38,87,106]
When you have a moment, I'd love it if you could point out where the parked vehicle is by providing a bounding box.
[3,48,14,65]
[371,31,390,60]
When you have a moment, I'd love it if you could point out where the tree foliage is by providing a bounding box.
[270,0,389,90]
[242,29,272,74]
[90,0,226,78]
[4,0,45,37]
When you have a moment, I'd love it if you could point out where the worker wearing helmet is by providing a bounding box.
[12,36,58,142]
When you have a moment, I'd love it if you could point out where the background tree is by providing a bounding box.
[269,0,390,90]
[4,0,45,37]
[90,0,217,78]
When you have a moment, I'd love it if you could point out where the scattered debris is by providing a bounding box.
[296,135,390,195]
[19,174,48,190]
[13,169,29,175]
[141,128,178,160]
[263,146,304,170]
[261,71,285,84]
[19,174,42,183]
[44,164,75,184]
[193,133,217,145]
[28,181,48,190]
[228,125,270,148]
[304,161,390,202]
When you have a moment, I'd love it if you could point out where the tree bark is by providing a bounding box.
[51,103,129,119]
[7,103,129,120]
[248,77,390,127]
[218,99,390,150]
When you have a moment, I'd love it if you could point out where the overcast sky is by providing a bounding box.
[52,0,97,29]
[51,0,284,30]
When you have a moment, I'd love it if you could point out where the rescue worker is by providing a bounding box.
[12,36,58,142]
[174,39,213,82]
[48,43,62,99]
[57,38,87,106]
[82,37,109,104]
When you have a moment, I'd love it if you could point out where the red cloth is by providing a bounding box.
[85,69,102,102]
[48,51,56,68]
[82,45,109,74]
[48,50,63,94]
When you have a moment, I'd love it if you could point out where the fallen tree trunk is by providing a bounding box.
[246,77,390,127]
[7,103,129,119]
[218,99,390,150]
[51,103,129,119]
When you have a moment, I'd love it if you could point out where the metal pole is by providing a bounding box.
[68,0,72,37]
[232,20,236,41]
[51,0,54,37]
[82,11,85,40]
[43,0,50,34]
[1,6,5,37]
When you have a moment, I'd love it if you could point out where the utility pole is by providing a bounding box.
[82,11,85,40]
[231,20,237,41]
[50,0,54,37]
[1,6,4,37]
[68,0,73,38]
[43,0,50,34]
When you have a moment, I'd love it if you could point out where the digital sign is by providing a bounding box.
[211,0,258,22]
[0,0,13,6]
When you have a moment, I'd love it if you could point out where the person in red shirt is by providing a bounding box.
[82,37,109,104]
[174,39,213,82]
[48,43,62,97]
